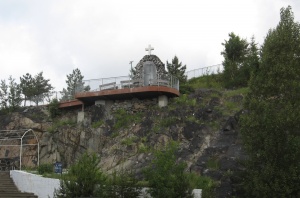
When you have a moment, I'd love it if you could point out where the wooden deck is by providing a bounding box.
[59,85,179,108]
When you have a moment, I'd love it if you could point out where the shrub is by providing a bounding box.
[48,99,61,119]
[38,163,53,175]
[143,141,193,198]
[54,152,106,198]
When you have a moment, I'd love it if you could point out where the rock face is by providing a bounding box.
[0,88,246,197]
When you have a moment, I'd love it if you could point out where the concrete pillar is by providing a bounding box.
[158,95,168,107]
[77,111,85,123]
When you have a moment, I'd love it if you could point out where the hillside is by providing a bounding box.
[0,83,248,197]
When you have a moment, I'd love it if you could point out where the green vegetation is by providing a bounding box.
[221,32,259,88]
[188,73,222,90]
[60,68,90,101]
[206,156,220,170]
[38,163,53,175]
[48,119,76,133]
[240,6,300,197]
[102,169,141,198]
[187,173,215,198]
[54,152,106,198]
[91,119,104,128]
[48,98,61,119]
[143,141,193,198]
[0,76,22,113]
[167,56,187,84]
[173,94,196,106]
[54,152,142,198]
[121,136,138,146]
[159,116,177,128]
[20,72,53,106]
[113,109,142,130]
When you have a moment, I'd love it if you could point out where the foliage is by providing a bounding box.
[172,94,196,107]
[91,119,104,128]
[188,73,223,90]
[206,156,220,170]
[48,98,61,119]
[221,32,259,88]
[121,136,138,146]
[8,76,22,110]
[48,119,76,133]
[179,82,195,94]
[100,169,141,198]
[240,6,300,197]
[167,56,187,84]
[0,76,22,112]
[19,73,34,106]
[0,79,8,111]
[61,68,90,101]
[54,152,106,198]
[113,109,142,130]
[38,163,53,175]
[143,141,193,198]
[186,173,215,198]
[159,116,177,128]
[20,72,53,106]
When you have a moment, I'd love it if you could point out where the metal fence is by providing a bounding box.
[78,74,179,93]
[20,64,223,106]
[186,64,223,80]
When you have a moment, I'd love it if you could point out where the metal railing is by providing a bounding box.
[186,64,223,80]
[76,74,179,93]
[19,64,224,106]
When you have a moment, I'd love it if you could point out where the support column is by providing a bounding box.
[158,95,168,107]
[77,111,85,123]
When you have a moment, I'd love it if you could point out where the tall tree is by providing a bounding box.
[20,73,34,106]
[221,32,250,88]
[61,68,89,101]
[7,76,22,110]
[0,77,22,112]
[167,56,187,83]
[20,72,53,106]
[241,6,300,197]
[0,79,8,110]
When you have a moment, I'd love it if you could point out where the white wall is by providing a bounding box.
[10,170,202,198]
[10,170,60,198]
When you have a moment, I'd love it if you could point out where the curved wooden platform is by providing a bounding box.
[59,86,179,109]
[75,86,180,104]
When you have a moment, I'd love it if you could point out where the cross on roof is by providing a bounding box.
[145,44,154,55]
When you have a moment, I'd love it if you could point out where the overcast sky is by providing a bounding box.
[0,0,299,91]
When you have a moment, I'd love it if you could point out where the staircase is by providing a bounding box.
[0,171,38,198]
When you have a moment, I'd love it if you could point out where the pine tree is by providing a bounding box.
[61,68,89,101]
[7,76,22,110]
[167,56,187,83]
[241,6,300,197]
[20,73,34,106]
[221,32,249,88]
[0,79,8,110]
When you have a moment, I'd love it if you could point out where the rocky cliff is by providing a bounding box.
[0,88,246,197]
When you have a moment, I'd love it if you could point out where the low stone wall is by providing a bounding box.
[10,170,60,198]
[10,170,202,198]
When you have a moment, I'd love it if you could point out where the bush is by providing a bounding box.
[48,98,61,119]
[101,169,141,198]
[143,141,193,198]
[38,163,53,175]
[54,152,106,198]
